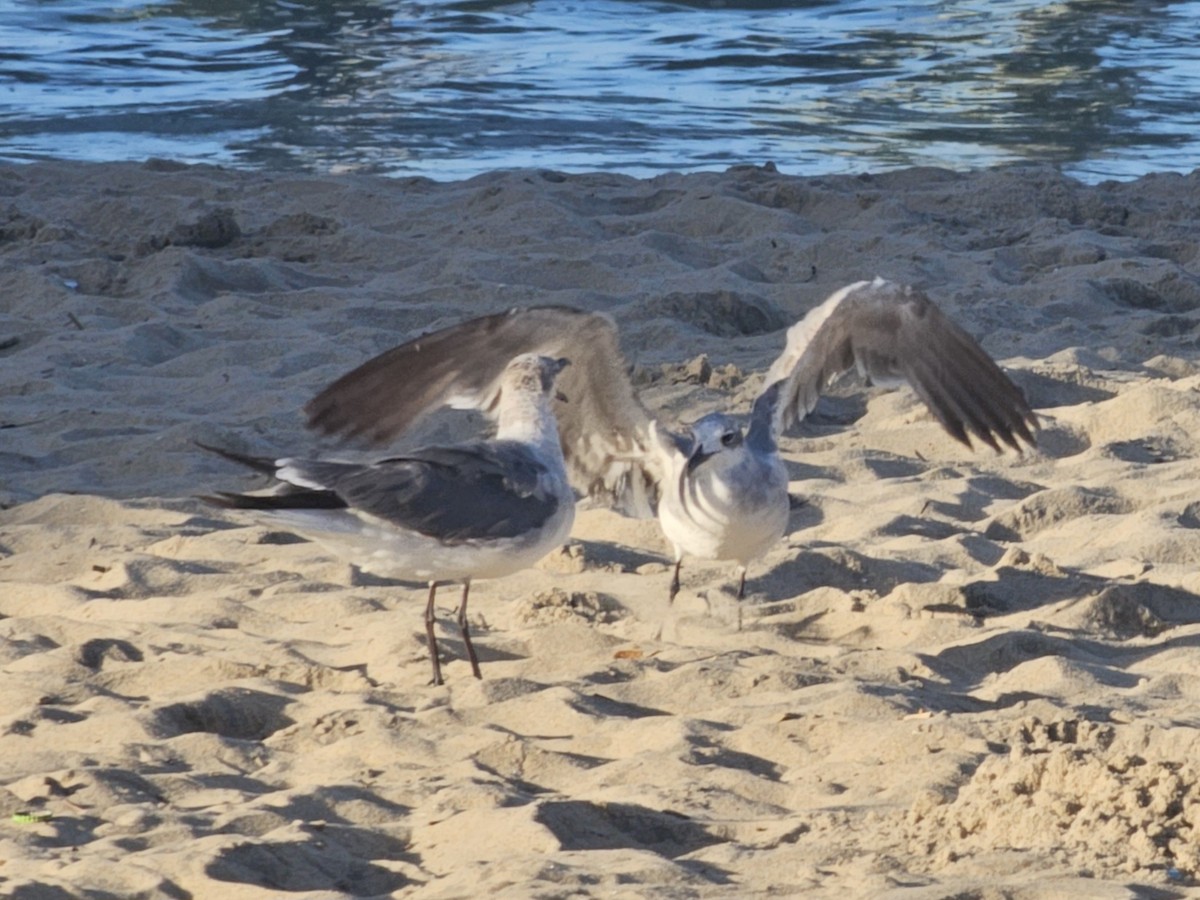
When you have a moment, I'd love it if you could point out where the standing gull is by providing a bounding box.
[305,278,1038,602]
[203,353,574,685]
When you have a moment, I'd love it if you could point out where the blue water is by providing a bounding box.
[2,0,1199,182]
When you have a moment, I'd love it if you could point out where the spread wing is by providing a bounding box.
[753,278,1037,452]
[305,306,667,516]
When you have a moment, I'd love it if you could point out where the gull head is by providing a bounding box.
[685,412,745,473]
[502,353,571,397]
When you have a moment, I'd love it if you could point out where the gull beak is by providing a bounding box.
[685,444,714,474]
[553,357,570,402]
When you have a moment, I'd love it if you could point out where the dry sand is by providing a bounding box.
[3,159,1200,898]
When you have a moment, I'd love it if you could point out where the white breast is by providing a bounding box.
[658,451,789,564]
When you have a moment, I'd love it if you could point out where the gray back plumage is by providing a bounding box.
[297,443,562,543]
[212,442,562,545]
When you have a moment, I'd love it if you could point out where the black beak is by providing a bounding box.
[547,357,571,401]
[686,445,713,474]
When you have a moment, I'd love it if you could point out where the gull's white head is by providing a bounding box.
[685,412,745,472]
[501,353,571,397]
[493,354,571,448]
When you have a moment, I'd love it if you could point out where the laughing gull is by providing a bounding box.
[203,353,574,685]
[305,278,1037,602]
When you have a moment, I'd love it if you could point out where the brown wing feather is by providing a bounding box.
[761,279,1037,451]
[304,306,664,515]
[306,306,583,442]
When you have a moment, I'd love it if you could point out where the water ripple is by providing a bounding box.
[1,0,1198,181]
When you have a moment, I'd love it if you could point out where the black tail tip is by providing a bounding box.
[197,491,252,509]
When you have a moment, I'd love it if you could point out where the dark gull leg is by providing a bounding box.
[735,565,747,631]
[456,579,482,680]
[669,558,682,603]
[424,581,443,686]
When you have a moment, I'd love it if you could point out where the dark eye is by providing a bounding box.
[720,431,738,447]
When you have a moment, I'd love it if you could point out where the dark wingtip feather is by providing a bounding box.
[199,489,347,511]
[938,414,973,450]
[912,321,1040,455]
[197,491,256,509]
[195,440,279,475]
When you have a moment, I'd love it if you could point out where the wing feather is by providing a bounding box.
[305,306,665,516]
[758,278,1037,452]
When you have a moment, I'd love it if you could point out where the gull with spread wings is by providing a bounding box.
[306,278,1037,602]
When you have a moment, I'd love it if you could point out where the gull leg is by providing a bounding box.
[735,565,748,632]
[456,579,482,680]
[424,581,444,686]
[669,558,683,603]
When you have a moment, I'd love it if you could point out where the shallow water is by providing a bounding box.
[3,0,1199,182]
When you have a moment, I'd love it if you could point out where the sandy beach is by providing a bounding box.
[3,158,1200,898]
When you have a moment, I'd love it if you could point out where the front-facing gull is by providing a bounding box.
[306,278,1038,602]
[204,353,574,686]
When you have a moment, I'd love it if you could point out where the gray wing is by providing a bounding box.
[281,444,561,544]
[305,306,665,516]
[754,278,1037,452]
